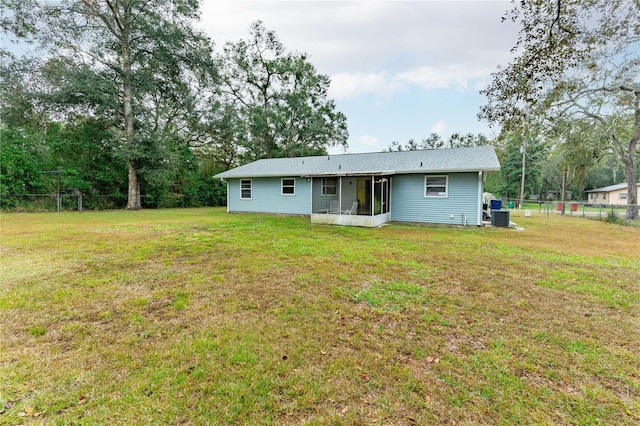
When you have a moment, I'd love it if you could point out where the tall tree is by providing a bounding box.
[1,0,37,41]
[448,133,491,148]
[0,56,49,200]
[219,21,348,160]
[585,154,627,191]
[0,56,129,205]
[385,132,490,152]
[543,117,610,198]
[480,0,640,219]
[422,133,446,150]
[191,101,248,171]
[38,0,214,209]
[492,131,547,201]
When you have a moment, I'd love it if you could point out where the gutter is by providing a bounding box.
[477,171,483,226]
[217,167,500,180]
[220,178,229,213]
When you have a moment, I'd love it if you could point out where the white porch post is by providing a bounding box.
[371,174,375,216]
[339,176,342,215]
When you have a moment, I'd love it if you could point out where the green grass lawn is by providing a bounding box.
[1,208,639,424]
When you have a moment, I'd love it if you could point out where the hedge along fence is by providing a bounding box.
[1,192,224,211]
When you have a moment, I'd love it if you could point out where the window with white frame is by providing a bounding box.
[619,194,627,200]
[425,175,448,197]
[322,178,337,195]
[281,178,295,195]
[240,179,252,199]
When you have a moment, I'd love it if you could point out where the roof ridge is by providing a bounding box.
[214,145,500,179]
[257,145,493,161]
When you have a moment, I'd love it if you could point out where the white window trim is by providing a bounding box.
[281,178,296,196]
[322,177,337,196]
[240,179,252,200]
[424,175,448,198]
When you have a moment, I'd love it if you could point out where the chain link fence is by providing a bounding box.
[1,192,222,211]
[1,193,127,212]
[499,198,640,226]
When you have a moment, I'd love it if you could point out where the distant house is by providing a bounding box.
[586,183,640,206]
[214,146,501,227]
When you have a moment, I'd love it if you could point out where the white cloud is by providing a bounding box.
[329,134,383,154]
[396,65,493,91]
[199,1,517,76]
[329,64,496,100]
[328,134,381,154]
[328,72,404,100]
[355,134,381,147]
[195,1,518,150]
[430,121,449,134]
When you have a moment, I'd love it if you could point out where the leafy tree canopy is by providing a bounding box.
[35,0,215,209]
[480,0,640,219]
[386,133,491,152]
[218,21,348,160]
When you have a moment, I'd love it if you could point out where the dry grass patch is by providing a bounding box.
[1,208,639,424]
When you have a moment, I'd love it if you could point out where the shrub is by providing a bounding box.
[604,209,622,224]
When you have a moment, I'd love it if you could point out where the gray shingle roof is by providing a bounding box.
[586,182,640,193]
[214,145,500,178]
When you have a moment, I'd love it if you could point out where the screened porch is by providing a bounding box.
[310,175,391,227]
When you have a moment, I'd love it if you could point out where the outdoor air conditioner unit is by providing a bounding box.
[491,210,510,227]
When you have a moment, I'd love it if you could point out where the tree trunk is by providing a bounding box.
[623,140,638,220]
[121,14,141,210]
[623,91,639,220]
[127,161,141,209]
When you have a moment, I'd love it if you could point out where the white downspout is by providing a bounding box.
[477,171,483,225]
[221,178,229,213]
[309,177,313,215]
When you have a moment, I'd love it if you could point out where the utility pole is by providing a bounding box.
[561,167,567,215]
[519,143,526,209]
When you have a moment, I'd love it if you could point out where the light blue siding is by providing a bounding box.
[391,173,481,225]
[227,177,311,215]
[226,173,482,225]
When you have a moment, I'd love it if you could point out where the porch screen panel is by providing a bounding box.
[322,178,337,195]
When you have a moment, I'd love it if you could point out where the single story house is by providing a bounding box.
[214,146,501,227]
[586,182,640,206]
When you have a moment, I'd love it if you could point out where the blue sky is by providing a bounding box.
[200,1,519,153]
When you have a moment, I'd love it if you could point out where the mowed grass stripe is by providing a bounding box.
[0,208,638,424]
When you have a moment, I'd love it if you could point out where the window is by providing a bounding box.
[322,178,337,195]
[240,179,252,199]
[425,175,448,197]
[619,194,628,200]
[282,178,295,195]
